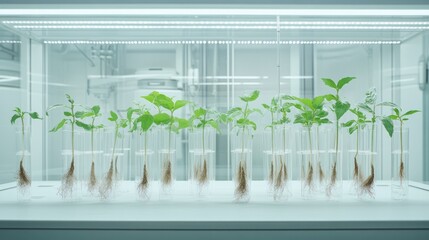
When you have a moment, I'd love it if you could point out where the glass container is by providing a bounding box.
[231,129,253,202]
[391,126,409,200]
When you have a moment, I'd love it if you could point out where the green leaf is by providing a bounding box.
[322,78,337,89]
[381,117,394,137]
[324,94,337,102]
[295,97,314,110]
[153,112,171,125]
[388,114,399,120]
[108,111,118,122]
[50,119,68,132]
[65,94,74,104]
[337,77,355,90]
[92,105,101,115]
[139,114,154,132]
[76,120,92,131]
[342,120,355,128]
[175,117,190,129]
[358,103,374,114]
[207,119,220,132]
[64,111,72,117]
[312,95,325,108]
[376,102,397,108]
[29,112,42,120]
[348,125,358,135]
[393,108,400,116]
[262,103,270,110]
[156,94,174,110]
[141,91,160,106]
[402,110,420,117]
[10,114,20,124]
[194,107,207,117]
[240,90,260,102]
[46,104,67,115]
[174,100,188,111]
[334,101,350,120]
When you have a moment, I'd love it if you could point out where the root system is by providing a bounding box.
[318,162,325,183]
[162,159,172,187]
[399,161,405,183]
[235,160,248,199]
[305,161,313,189]
[197,159,208,186]
[326,162,338,196]
[274,161,284,190]
[58,158,75,198]
[87,161,97,193]
[137,163,149,198]
[360,164,375,197]
[17,159,31,189]
[268,160,274,185]
[283,160,288,181]
[99,157,116,199]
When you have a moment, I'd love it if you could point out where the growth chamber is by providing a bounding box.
[0,2,429,239]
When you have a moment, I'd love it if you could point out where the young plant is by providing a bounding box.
[386,107,420,183]
[99,111,127,199]
[75,105,103,193]
[11,108,42,190]
[189,106,220,188]
[223,90,260,200]
[291,95,330,191]
[342,107,371,185]
[46,94,81,198]
[322,77,355,193]
[127,105,154,198]
[142,91,189,189]
[262,97,280,187]
[358,88,396,196]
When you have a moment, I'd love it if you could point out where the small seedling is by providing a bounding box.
[222,90,260,200]
[342,107,371,186]
[291,95,331,192]
[46,94,81,198]
[358,88,396,196]
[75,105,103,194]
[322,77,355,195]
[386,107,420,184]
[127,105,154,198]
[142,91,189,189]
[189,106,220,190]
[99,111,127,199]
[11,108,42,190]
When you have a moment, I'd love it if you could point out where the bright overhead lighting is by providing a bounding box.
[43,40,401,45]
[1,9,429,16]
[0,40,21,44]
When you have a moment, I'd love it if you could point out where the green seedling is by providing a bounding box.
[222,90,260,200]
[127,105,154,198]
[291,95,331,191]
[322,77,355,194]
[75,105,103,193]
[386,107,420,183]
[99,111,127,199]
[142,91,189,189]
[189,106,220,189]
[46,94,81,198]
[358,88,396,196]
[11,108,42,190]
[342,107,371,185]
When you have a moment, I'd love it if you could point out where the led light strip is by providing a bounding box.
[12,25,429,30]
[5,20,429,25]
[0,40,21,44]
[43,40,401,45]
[1,9,429,16]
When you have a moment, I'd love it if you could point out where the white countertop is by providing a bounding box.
[1,181,428,230]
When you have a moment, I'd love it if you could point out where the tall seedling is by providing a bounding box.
[142,91,189,189]
[189,107,220,189]
[386,107,419,183]
[358,88,396,196]
[291,96,330,191]
[11,108,42,190]
[75,105,103,193]
[223,90,260,200]
[342,108,371,186]
[127,105,154,198]
[46,94,80,198]
[322,77,354,193]
[99,111,127,199]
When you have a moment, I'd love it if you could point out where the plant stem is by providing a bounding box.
[144,131,148,165]
[271,112,274,167]
[355,127,359,159]
[91,118,95,163]
[71,104,75,163]
[20,116,25,161]
[111,125,119,161]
